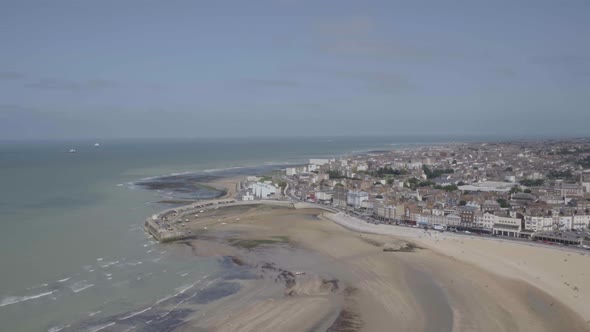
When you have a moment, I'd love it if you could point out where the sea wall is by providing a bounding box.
[145,200,300,242]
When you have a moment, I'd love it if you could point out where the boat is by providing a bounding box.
[94,143,100,147]
[68,149,77,153]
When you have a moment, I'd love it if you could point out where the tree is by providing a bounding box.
[548,169,574,180]
[523,189,532,193]
[497,198,510,208]
[519,179,544,186]
[328,170,345,179]
[444,184,459,192]
[510,186,522,194]
[459,200,467,206]
[422,165,455,179]
[373,167,407,177]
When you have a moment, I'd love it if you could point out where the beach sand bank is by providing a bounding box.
[169,205,589,331]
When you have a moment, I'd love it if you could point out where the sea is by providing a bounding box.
[0,136,473,331]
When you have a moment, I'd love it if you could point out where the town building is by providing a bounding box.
[315,192,333,202]
[250,182,277,199]
[492,216,523,237]
[347,190,369,209]
[333,186,348,207]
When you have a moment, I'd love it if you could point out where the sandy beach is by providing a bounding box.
[205,176,241,199]
[164,204,590,331]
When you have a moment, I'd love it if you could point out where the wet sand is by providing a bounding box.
[170,205,590,332]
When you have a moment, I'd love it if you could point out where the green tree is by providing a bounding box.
[328,170,345,179]
[497,198,510,208]
[519,179,544,186]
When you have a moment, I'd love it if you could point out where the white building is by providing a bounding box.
[558,215,590,230]
[573,215,590,229]
[250,182,277,199]
[524,216,554,231]
[316,192,333,201]
[286,168,297,176]
[458,181,514,193]
[242,194,254,201]
[375,204,397,220]
[407,162,423,170]
[476,212,495,230]
[416,213,461,227]
[347,190,368,208]
[493,216,522,237]
[356,162,368,172]
[309,158,332,166]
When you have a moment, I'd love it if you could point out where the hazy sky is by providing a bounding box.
[1,0,589,139]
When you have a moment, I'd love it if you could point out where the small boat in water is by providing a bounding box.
[68,149,77,153]
[94,143,100,147]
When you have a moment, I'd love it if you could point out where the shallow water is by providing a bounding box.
[0,137,415,331]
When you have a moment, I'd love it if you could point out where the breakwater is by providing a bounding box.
[145,200,339,242]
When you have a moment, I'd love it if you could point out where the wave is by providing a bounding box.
[86,322,115,332]
[47,324,70,332]
[119,306,152,320]
[118,260,142,267]
[174,282,197,296]
[0,290,55,307]
[99,260,119,268]
[70,281,95,293]
[202,166,243,173]
[155,294,173,304]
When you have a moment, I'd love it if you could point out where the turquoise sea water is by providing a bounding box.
[0,137,464,331]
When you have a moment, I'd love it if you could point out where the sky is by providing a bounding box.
[1,0,589,140]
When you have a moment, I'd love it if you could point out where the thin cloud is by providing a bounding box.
[334,71,414,93]
[528,54,590,66]
[315,17,374,38]
[0,71,24,80]
[319,39,434,61]
[244,79,300,87]
[496,67,517,78]
[25,78,117,91]
[290,66,413,93]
